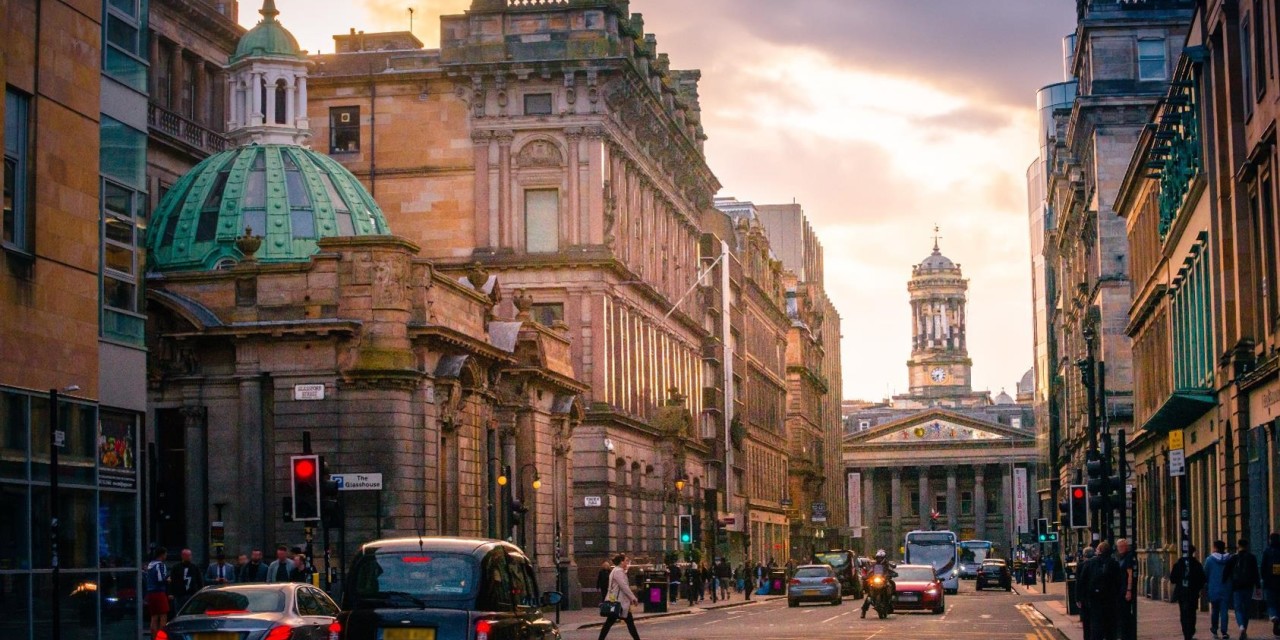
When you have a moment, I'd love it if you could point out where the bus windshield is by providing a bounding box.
[960,541,992,565]
[905,532,957,576]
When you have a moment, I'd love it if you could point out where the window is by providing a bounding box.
[1137,38,1166,82]
[909,491,920,516]
[103,0,149,92]
[329,107,360,153]
[1243,22,1256,115]
[960,491,973,515]
[275,79,288,125]
[524,189,559,253]
[934,493,947,515]
[530,303,564,327]
[523,93,553,116]
[1256,7,1268,94]
[100,115,147,346]
[4,88,31,252]
[1011,417,1022,429]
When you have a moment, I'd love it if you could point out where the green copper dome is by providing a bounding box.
[232,0,302,63]
[147,145,391,272]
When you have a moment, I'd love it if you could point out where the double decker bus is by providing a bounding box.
[904,530,960,593]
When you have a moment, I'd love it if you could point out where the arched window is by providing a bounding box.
[275,78,288,124]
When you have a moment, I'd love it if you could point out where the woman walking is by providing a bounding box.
[599,554,642,640]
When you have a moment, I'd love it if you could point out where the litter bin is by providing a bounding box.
[769,570,787,595]
[1065,578,1078,615]
[642,570,669,613]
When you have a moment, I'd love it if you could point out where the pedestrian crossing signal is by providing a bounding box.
[291,455,321,522]
[1038,532,1059,543]
[678,515,693,545]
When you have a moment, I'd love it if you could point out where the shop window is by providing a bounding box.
[524,93,553,116]
[4,88,31,253]
[329,107,360,153]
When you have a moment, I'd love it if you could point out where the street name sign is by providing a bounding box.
[584,496,602,507]
[331,473,382,491]
[294,384,326,401]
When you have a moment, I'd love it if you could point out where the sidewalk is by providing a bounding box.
[1016,579,1220,640]
[558,594,784,630]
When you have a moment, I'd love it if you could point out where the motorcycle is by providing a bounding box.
[864,573,893,619]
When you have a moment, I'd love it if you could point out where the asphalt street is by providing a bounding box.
[563,587,1063,640]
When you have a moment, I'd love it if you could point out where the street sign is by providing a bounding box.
[584,496,602,507]
[812,501,828,523]
[1169,449,1186,477]
[331,473,383,491]
[293,384,327,401]
[1168,430,1184,451]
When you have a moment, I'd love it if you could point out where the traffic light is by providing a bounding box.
[678,515,693,545]
[1035,518,1048,539]
[291,455,321,521]
[716,524,730,548]
[320,459,343,529]
[1068,484,1089,529]
[692,514,702,546]
[1040,532,1060,543]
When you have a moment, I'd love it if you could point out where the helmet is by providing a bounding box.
[875,550,887,561]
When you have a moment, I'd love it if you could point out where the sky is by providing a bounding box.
[245,0,1078,402]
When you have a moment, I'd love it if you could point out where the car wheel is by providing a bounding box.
[788,599,798,608]
[877,609,888,619]
[833,597,842,606]
[933,604,944,614]
[976,584,982,591]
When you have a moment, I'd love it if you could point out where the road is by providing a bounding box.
[563,587,1062,640]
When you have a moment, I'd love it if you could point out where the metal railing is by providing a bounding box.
[148,103,229,157]
[506,0,569,6]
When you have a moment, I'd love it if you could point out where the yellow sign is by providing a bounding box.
[382,630,437,640]
[1168,430,1184,451]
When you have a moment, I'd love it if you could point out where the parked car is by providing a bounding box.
[813,550,863,599]
[337,537,563,640]
[889,564,946,615]
[787,564,842,607]
[157,582,341,640]
[976,559,1012,591]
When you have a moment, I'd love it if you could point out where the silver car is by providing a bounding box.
[787,564,842,607]
[158,583,341,640]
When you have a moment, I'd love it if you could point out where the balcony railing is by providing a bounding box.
[506,0,570,6]
[148,103,229,158]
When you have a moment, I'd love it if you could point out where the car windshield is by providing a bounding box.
[794,567,830,579]
[352,552,478,605]
[182,589,286,615]
[815,553,850,569]
[896,567,937,582]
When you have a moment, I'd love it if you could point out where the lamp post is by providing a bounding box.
[488,457,506,539]
[515,464,540,551]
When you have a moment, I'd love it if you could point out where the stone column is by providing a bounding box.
[285,82,296,130]
[863,470,875,552]
[169,45,185,111]
[194,61,209,125]
[250,72,263,125]
[296,76,308,125]
[974,466,987,540]
[150,35,162,102]
[183,406,209,560]
[1001,467,1013,551]
[890,469,902,541]
[918,466,931,530]
[265,77,277,126]
[566,128,581,246]
[496,131,514,249]
[946,466,958,531]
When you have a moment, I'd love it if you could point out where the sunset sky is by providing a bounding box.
[246,0,1078,401]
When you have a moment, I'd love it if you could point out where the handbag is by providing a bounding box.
[599,579,622,618]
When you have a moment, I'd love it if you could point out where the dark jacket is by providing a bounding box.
[1227,551,1261,591]
[169,561,205,598]
[1170,556,1207,601]
[1078,553,1122,605]
[238,560,268,583]
[596,568,611,595]
[1261,544,1280,591]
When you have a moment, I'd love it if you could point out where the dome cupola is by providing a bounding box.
[226,0,311,147]
[146,145,391,272]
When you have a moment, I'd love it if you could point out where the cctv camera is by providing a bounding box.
[604,438,615,452]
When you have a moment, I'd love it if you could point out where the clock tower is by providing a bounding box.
[906,235,974,399]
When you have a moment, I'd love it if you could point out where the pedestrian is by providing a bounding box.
[716,560,732,600]
[1078,542,1121,640]
[700,562,713,603]
[144,546,170,638]
[1116,539,1137,640]
[743,563,755,601]
[1077,546,1097,640]
[292,554,313,584]
[598,554,642,640]
[239,549,268,583]
[596,560,613,604]
[1260,533,1280,638]
[266,545,295,583]
[206,548,236,585]
[1227,538,1261,640]
[169,548,205,613]
[1170,544,1208,640]
[755,562,768,594]
[1206,540,1233,640]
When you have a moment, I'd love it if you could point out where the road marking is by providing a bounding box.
[820,610,853,624]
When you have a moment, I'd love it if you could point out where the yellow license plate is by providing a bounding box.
[382,629,437,640]
[192,634,237,640]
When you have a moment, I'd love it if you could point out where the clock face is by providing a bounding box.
[931,367,948,383]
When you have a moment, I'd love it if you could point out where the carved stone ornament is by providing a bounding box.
[236,226,263,262]
[466,262,490,290]
[372,258,407,308]
[513,290,534,321]
[516,140,563,169]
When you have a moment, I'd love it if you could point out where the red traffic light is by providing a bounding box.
[1072,487,1085,499]
[294,458,316,479]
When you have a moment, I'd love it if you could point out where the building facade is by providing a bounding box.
[1041,0,1192,552]
[2,0,149,638]
[843,242,1037,557]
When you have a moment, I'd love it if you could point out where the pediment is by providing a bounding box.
[846,409,1034,446]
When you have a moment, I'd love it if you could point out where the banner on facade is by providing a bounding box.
[848,472,863,538]
[1013,467,1028,534]
[98,413,136,490]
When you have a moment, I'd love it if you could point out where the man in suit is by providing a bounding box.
[206,548,236,585]
[238,549,268,583]
[266,545,295,583]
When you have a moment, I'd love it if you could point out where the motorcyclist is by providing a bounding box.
[861,550,898,618]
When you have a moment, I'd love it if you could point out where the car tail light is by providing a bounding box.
[264,625,297,640]
[476,619,494,640]
[155,632,170,640]
[328,621,342,640]
[821,578,837,584]
[788,579,801,586]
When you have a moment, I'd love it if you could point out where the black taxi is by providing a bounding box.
[337,537,563,640]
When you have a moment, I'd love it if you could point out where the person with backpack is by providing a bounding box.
[1206,539,1234,639]
[1077,541,1122,640]
[1260,533,1280,637]
[1227,538,1261,639]
[1170,545,1208,640]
